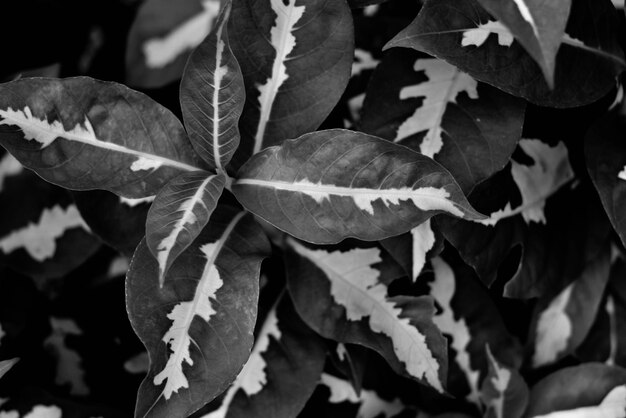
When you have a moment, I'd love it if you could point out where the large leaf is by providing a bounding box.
[586,111,626,249]
[233,129,485,244]
[475,0,571,87]
[0,77,205,198]
[228,0,354,167]
[127,204,271,418]
[200,295,326,418]
[146,171,225,287]
[126,0,222,88]
[525,363,626,417]
[180,0,244,171]
[360,49,525,194]
[285,238,448,392]
[385,0,624,107]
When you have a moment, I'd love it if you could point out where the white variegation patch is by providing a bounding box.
[0,106,197,171]
[0,405,63,418]
[143,0,221,68]
[462,21,515,48]
[153,239,226,399]
[614,0,625,8]
[395,59,478,158]
[44,318,89,396]
[320,373,405,418]
[210,14,230,170]
[363,4,380,16]
[237,178,465,219]
[289,240,443,392]
[119,195,156,207]
[0,204,89,261]
[348,93,366,123]
[533,283,574,368]
[618,166,626,181]
[484,346,512,418]
[532,385,626,418]
[336,343,348,361]
[352,49,379,77]
[512,0,539,37]
[0,153,23,192]
[124,351,150,374]
[203,307,282,418]
[155,175,216,285]
[607,296,618,366]
[410,220,436,281]
[430,257,481,405]
[479,139,574,226]
[0,324,5,347]
[254,0,306,154]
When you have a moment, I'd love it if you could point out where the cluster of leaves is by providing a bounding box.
[1,0,626,417]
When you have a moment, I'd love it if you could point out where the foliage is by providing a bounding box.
[0,0,626,417]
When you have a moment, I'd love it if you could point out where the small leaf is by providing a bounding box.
[146,172,225,287]
[0,358,19,381]
[228,0,354,166]
[480,346,528,418]
[474,0,572,87]
[127,204,270,418]
[180,0,244,171]
[385,0,624,107]
[285,238,448,392]
[0,77,204,198]
[126,0,222,88]
[233,129,484,244]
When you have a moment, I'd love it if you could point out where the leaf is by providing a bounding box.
[531,248,611,368]
[200,295,326,418]
[285,238,448,392]
[385,0,624,107]
[480,346,528,418]
[360,49,525,194]
[146,172,225,287]
[526,363,626,417]
[474,0,572,87]
[233,129,485,244]
[586,111,626,249]
[0,77,205,198]
[44,318,88,396]
[0,358,18,381]
[318,373,406,418]
[228,0,354,167]
[127,204,271,418]
[126,0,222,88]
[180,1,244,171]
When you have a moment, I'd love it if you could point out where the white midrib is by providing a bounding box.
[164,211,246,384]
[212,20,227,171]
[2,113,200,172]
[158,175,215,281]
[253,2,298,155]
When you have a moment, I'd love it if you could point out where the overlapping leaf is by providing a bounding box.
[200,295,325,418]
[127,205,270,418]
[385,0,624,107]
[480,346,528,418]
[475,0,571,87]
[146,171,225,287]
[361,49,525,194]
[180,0,244,172]
[227,0,354,167]
[126,0,222,88]
[0,77,205,198]
[233,129,485,244]
[285,238,448,392]
[0,358,18,380]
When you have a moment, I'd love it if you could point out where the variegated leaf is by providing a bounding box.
[201,295,325,418]
[285,238,448,392]
[233,129,485,244]
[318,373,406,418]
[127,205,270,418]
[360,50,525,194]
[480,346,528,418]
[228,0,354,167]
[0,359,18,381]
[180,0,244,171]
[474,0,571,87]
[0,77,205,198]
[126,0,222,88]
[532,248,611,368]
[526,364,626,417]
[146,172,225,287]
[385,0,624,107]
